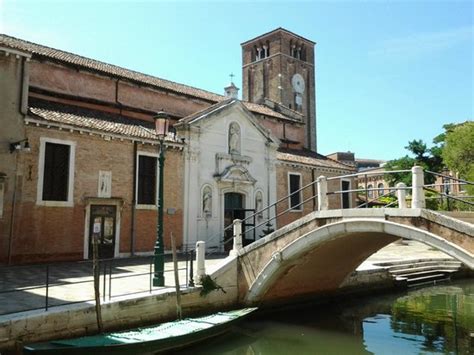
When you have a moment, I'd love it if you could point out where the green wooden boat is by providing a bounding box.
[24,307,257,354]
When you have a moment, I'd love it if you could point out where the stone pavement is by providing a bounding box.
[0,241,454,317]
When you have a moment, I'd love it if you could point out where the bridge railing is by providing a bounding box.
[423,170,474,210]
[189,166,473,282]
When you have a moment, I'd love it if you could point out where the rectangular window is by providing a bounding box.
[289,173,302,211]
[37,138,75,207]
[43,142,70,201]
[341,180,351,209]
[137,155,157,205]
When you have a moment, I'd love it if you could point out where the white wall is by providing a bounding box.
[182,103,277,250]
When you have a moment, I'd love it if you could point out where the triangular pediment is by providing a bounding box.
[214,164,257,185]
[175,99,280,146]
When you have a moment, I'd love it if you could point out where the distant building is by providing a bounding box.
[328,152,388,205]
[326,152,385,172]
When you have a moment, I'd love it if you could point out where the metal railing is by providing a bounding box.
[425,170,474,209]
[207,167,474,257]
[0,251,194,316]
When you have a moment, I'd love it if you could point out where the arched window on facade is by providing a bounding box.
[377,183,385,197]
[254,43,270,61]
[367,184,374,198]
[290,43,296,58]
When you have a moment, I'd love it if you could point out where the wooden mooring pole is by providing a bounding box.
[92,233,103,332]
[171,232,182,320]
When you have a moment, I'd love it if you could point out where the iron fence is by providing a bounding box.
[0,252,194,316]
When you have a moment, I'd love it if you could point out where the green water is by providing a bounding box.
[184,279,474,354]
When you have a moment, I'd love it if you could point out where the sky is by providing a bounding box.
[1,0,472,160]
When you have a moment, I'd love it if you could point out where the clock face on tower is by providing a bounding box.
[291,73,305,94]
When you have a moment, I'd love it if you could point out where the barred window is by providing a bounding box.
[137,155,157,205]
[43,143,70,201]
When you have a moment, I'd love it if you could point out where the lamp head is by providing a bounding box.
[153,111,170,140]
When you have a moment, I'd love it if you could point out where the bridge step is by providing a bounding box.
[390,265,461,276]
[405,274,451,287]
[395,269,457,280]
[384,261,461,272]
[379,258,463,287]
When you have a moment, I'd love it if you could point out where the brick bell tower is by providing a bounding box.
[241,28,317,152]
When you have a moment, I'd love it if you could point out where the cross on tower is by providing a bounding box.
[229,73,234,83]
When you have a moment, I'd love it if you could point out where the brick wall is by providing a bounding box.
[5,125,184,264]
[29,61,211,120]
[275,163,355,228]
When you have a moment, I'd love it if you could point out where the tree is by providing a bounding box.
[384,155,415,187]
[442,121,474,194]
[384,138,443,187]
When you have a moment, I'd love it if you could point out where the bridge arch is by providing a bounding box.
[245,218,474,303]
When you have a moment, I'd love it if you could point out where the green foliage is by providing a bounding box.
[378,195,397,206]
[199,274,226,297]
[385,124,456,187]
[442,121,474,195]
[384,155,415,187]
[424,190,440,210]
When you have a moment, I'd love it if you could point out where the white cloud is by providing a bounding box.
[370,25,473,59]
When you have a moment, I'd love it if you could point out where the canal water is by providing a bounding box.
[180,279,474,354]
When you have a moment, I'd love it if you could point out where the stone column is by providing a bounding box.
[195,241,206,284]
[229,219,242,256]
[396,182,407,209]
[317,176,328,211]
[411,166,426,209]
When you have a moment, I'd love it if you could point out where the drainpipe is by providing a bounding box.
[130,141,137,256]
[7,155,19,265]
[20,57,29,115]
[8,54,29,265]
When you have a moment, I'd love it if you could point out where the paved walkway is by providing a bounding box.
[0,241,454,317]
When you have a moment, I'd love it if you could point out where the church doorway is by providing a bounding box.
[223,192,256,250]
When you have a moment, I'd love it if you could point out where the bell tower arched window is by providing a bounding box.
[254,42,270,61]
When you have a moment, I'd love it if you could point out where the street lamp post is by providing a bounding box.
[153,111,169,287]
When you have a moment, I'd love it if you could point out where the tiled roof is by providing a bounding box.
[177,99,236,125]
[243,101,298,121]
[0,34,223,103]
[277,148,355,170]
[0,34,299,122]
[27,101,176,142]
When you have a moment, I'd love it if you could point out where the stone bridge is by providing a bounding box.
[211,208,474,305]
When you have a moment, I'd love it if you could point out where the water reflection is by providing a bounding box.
[386,282,474,354]
[173,280,473,355]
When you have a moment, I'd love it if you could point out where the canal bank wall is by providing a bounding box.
[0,281,239,352]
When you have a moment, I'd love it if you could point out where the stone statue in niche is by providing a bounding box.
[202,186,212,217]
[228,122,241,155]
[255,191,263,219]
[98,171,112,198]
